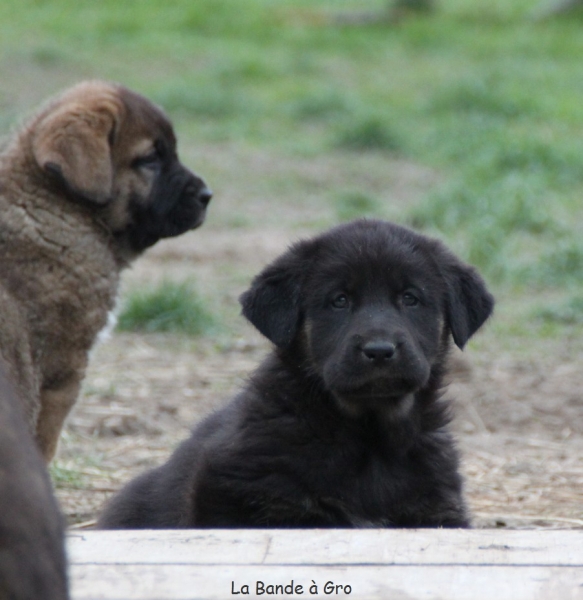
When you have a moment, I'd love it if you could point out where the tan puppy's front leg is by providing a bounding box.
[36,371,84,462]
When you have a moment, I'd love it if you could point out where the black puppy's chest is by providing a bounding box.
[290,420,433,525]
[201,366,455,528]
[212,397,432,526]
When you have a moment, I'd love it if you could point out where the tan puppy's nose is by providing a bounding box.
[197,186,212,207]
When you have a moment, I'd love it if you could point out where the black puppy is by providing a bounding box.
[99,220,493,529]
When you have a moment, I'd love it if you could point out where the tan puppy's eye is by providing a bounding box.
[131,150,159,170]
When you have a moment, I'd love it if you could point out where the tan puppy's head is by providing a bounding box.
[30,80,211,256]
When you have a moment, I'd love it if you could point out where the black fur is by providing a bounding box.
[116,88,211,254]
[123,161,211,253]
[0,358,69,599]
[98,219,494,529]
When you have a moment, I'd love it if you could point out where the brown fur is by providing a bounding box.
[0,81,211,461]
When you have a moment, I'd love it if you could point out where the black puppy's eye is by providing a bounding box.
[331,294,350,309]
[402,292,419,307]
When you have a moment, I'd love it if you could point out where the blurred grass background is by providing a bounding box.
[1,0,582,346]
[116,281,218,335]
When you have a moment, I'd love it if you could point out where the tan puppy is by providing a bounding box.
[0,81,212,461]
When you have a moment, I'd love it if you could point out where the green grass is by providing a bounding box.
[335,191,382,222]
[334,115,404,153]
[1,0,583,340]
[49,462,86,490]
[536,295,583,326]
[116,282,218,336]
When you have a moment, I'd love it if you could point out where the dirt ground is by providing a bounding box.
[52,151,583,531]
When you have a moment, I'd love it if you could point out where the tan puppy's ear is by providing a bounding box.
[32,103,117,205]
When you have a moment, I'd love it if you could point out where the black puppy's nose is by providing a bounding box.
[362,341,396,362]
[197,186,212,207]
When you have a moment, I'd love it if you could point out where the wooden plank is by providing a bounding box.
[67,529,583,567]
[70,564,583,600]
[68,530,583,599]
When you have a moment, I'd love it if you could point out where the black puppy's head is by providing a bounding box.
[240,220,493,416]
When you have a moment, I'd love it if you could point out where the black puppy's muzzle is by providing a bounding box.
[331,331,425,392]
[320,324,432,413]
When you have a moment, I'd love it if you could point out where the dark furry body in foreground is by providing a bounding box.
[99,220,494,529]
[0,359,68,599]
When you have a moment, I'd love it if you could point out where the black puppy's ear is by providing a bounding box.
[239,242,311,348]
[441,254,494,350]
